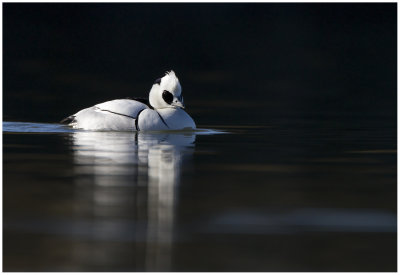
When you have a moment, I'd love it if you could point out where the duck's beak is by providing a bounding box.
[172,98,185,109]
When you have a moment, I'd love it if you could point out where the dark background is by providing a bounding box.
[3,4,397,272]
[3,3,397,126]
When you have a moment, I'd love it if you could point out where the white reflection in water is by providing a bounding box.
[71,131,195,271]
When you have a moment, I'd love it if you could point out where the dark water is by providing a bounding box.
[3,118,396,272]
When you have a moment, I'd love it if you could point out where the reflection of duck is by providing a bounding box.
[62,71,196,131]
[70,131,195,271]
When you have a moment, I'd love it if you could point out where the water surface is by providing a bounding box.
[3,119,396,271]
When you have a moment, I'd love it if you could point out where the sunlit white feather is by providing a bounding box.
[65,71,196,131]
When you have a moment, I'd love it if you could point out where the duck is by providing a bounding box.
[61,70,196,131]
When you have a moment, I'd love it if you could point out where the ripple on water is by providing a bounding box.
[2,121,227,135]
[3,122,74,133]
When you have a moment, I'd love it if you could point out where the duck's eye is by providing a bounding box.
[154,78,161,85]
[162,90,173,104]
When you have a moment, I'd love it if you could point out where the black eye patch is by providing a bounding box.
[154,78,162,85]
[162,90,173,104]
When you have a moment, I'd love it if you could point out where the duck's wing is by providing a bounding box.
[61,99,150,131]
[95,99,150,118]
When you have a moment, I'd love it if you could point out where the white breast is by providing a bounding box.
[138,108,196,131]
[137,109,169,131]
[157,108,196,130]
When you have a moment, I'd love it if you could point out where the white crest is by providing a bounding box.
[162,70,180,93]
[149,70,183,109]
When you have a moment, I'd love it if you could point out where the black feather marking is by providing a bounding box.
[135,109,145,131]
[156,111,169,129]
[98,108,136,119]
[154,78,161,85]
[162,90,173,105]
[60,115,75,124]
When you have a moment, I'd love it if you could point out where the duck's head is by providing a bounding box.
[149,70,185,109]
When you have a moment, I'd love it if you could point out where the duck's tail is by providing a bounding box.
[60,115,76,124]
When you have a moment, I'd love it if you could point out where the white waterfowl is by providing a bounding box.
[61,70,196,131]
